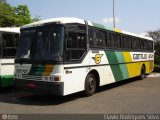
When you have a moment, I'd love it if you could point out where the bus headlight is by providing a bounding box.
[54,76,61,81]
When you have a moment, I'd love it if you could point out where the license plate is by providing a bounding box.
[27,83,36,88]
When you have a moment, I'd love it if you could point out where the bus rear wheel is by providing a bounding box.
[84,73,96,96]
[139,65,146,80]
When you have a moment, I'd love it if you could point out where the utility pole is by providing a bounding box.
[113,0,116,28]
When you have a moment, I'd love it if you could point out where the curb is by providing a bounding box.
[147,73,160,78]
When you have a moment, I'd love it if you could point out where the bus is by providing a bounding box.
[14,17,154,96]
[0,27,20,87]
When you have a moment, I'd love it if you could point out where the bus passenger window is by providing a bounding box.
[89,28,98,47]
[108,32,114,48]
[2,33,19,58]
[121,35,127,49]
[115,34,121,49]
[98,31,106,47]
[126,36,132,49]
[89,28,106,48]
[66,25,86,60]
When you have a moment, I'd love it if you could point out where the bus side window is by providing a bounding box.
[108,32,114,48]
[66,25,86,60]
[121,35,126,49]
[136,38,140,50]
[140,39,145,50]
[115,33,121,49]
[126,36,132,49]
[2,33,19,58]
[144,40,148,51]
[98,30,107,47]
[89,28,98,47]
[89,28,107,48]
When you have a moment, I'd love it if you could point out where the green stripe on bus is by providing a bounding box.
[105,51,130,81]
[0,75,14,87]
[92,22,113,31]
[115,52,129,80]
[28,64,45,76]
[105,51,123,81]
[92,23,106,29]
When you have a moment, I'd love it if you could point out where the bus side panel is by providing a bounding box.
[104,51,154,81]
[123,52,154,78]
[123,52,135,78]
[0,75,14,87]
[63,52,91,95]
[144,60,154,74]
[125,62,141,78]
[105,51,130,81]
[63,68,88,95]
[89,51,116,86]
[90,66,116,86]
[0,59,15,87]
[123,52,143,78]
[63,50,116,95]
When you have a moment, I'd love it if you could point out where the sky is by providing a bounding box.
[7,0,160,35]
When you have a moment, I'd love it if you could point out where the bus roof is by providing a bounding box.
[21,17,86,29]
[21,17,153,41]
[0,27,20,33]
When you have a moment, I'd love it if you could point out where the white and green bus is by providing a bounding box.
[0,27,20,87]
[14,17,154,96]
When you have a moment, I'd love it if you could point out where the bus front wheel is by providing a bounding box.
[84,73,96,96]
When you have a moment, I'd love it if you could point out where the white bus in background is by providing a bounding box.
[0,27,20,87]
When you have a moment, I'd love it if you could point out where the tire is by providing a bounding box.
[84,73,97,97]
[139,66,146,80]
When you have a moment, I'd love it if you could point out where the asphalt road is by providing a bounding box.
[0,77,160,114]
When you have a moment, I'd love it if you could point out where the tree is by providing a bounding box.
[147,29,160,42]
[0,1,41,27]
[0,0,6,4]
[0,2,15,27]
[32,15,41,22]
[13,5,32,26]
[147,29,160,65]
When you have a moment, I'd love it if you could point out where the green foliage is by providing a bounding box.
[154,50,160,63]
[147,30,160,64]
[0,0,6,4]
[154,64,160,72]
[0,1,40,27]
[148,29,160,41]
[0,2,15,27]
[147,29,160,72]
[13,5,32,26]
[32,16,41,22]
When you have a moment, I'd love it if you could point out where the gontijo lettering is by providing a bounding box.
[133,54,147,60]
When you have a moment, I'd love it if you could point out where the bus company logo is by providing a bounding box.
[2,114,8,120]
[92,54,103,64]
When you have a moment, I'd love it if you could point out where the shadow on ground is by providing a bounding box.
[0,77,140,106]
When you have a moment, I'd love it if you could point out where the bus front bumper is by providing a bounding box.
[15,79,64,96]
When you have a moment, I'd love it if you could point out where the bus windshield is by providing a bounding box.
[16,24,64,63]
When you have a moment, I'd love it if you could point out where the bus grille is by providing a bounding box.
[22,75,42,81]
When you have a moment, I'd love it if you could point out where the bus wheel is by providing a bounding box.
[139,65,146,80]
[85,73,96,96]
